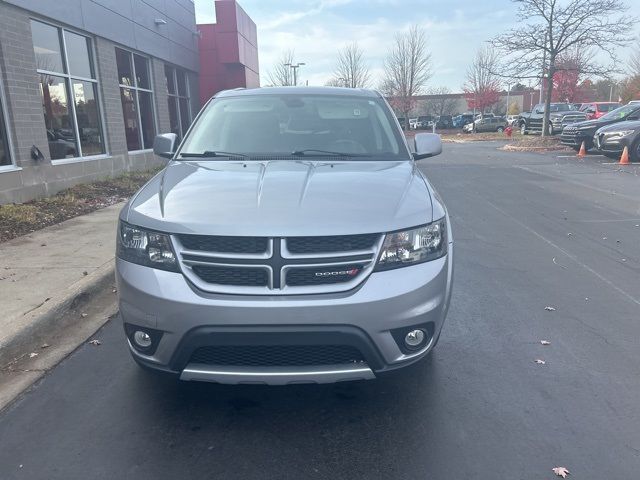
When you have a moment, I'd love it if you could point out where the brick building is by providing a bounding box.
[0,0,258,204]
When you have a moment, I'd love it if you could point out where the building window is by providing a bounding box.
[165,65,192,140]
[116,48,156,151]
[0,95,11,167]
[31,20,105,161]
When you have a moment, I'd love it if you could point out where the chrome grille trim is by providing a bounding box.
[172,234,384,295]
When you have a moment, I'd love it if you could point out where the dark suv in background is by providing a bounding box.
[561,103,640,151]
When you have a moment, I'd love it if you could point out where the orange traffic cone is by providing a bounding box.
[577,141,586,158]
[619,146,630,165]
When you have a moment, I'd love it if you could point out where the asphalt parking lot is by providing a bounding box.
[1,142,639,480]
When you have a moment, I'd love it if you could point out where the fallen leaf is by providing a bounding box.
[81,313,88,318]
[41,343,50,349]
[112,288,117,293]
[88,339,102,346]
[82,271,88,276]
[534,359,546,365]
[552,466,570,477]
[567,232,572,236]
[29,352,38,358]
[544,306,556,311]
[540,340,551,345]
[602,236,607,240]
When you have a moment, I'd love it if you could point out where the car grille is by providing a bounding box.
[191,265,269,287]
[174,234,383,295]
[189,344,365,366]
[287,233,379,254]
[178,234,268,254]
[561,113,586,127]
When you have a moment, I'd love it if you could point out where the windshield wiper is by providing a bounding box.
[179,151,248,159]
[291,149,364,157]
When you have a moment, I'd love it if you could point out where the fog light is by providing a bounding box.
[404,329,426,349]
[133,330,152,348]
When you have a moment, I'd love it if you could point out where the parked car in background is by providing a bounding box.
[453,114,474,128]
[579,102,621,120]
[409,118,419,130]
[518,103,586,135]
[593,120,640,161]
[506,115,519,126]
[463,116,507,133]
[436,115,453,129]
[561,103,640,151]
[416,115,435,129]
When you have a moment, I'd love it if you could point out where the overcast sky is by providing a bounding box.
[193,0,639,92]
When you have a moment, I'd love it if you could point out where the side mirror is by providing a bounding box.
[153,133,178,159]
[413,133,442,160]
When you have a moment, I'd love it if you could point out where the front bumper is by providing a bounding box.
[594,132,633,154]
[116,245,453,384]
[560,130,592,147]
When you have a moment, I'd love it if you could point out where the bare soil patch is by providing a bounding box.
[0,169,161,243]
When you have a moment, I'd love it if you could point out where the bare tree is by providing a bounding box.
[328,42,371,88]
[382,25,433,129]
[630,37,640,77]
[491,0,635,136]
[425,87,458,117]
[266,49,295,87]
[325,77,345,87]
[463,46,502,120]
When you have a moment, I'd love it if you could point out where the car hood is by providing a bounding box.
[570,118,609,129]
[595,120,640,133]
[124,160,434,236]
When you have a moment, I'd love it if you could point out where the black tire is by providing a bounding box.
[520,123,528,135]
[496,126,504,133]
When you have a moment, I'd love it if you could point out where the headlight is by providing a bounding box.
[375,219,447,271]
[607,130,634,139]
[117,221,179,272]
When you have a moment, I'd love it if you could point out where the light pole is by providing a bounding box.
[284,62,306,86]
[609,80,617,102]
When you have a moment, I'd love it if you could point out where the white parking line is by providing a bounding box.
[556,154,604,158]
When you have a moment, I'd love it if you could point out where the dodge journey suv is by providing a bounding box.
[116,87,453,385]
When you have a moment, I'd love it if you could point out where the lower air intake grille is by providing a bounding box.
[191,265,268,287]
[189,345,365,367]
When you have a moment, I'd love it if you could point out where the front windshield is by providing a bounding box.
[601,104,638,120]
[179,94,408,159]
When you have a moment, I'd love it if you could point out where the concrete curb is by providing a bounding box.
[500,144,569,152]
[0,260,116,369]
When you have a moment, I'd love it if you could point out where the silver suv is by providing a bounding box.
[115,87,453,385]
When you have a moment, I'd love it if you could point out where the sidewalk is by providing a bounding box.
[0,203,123,367]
